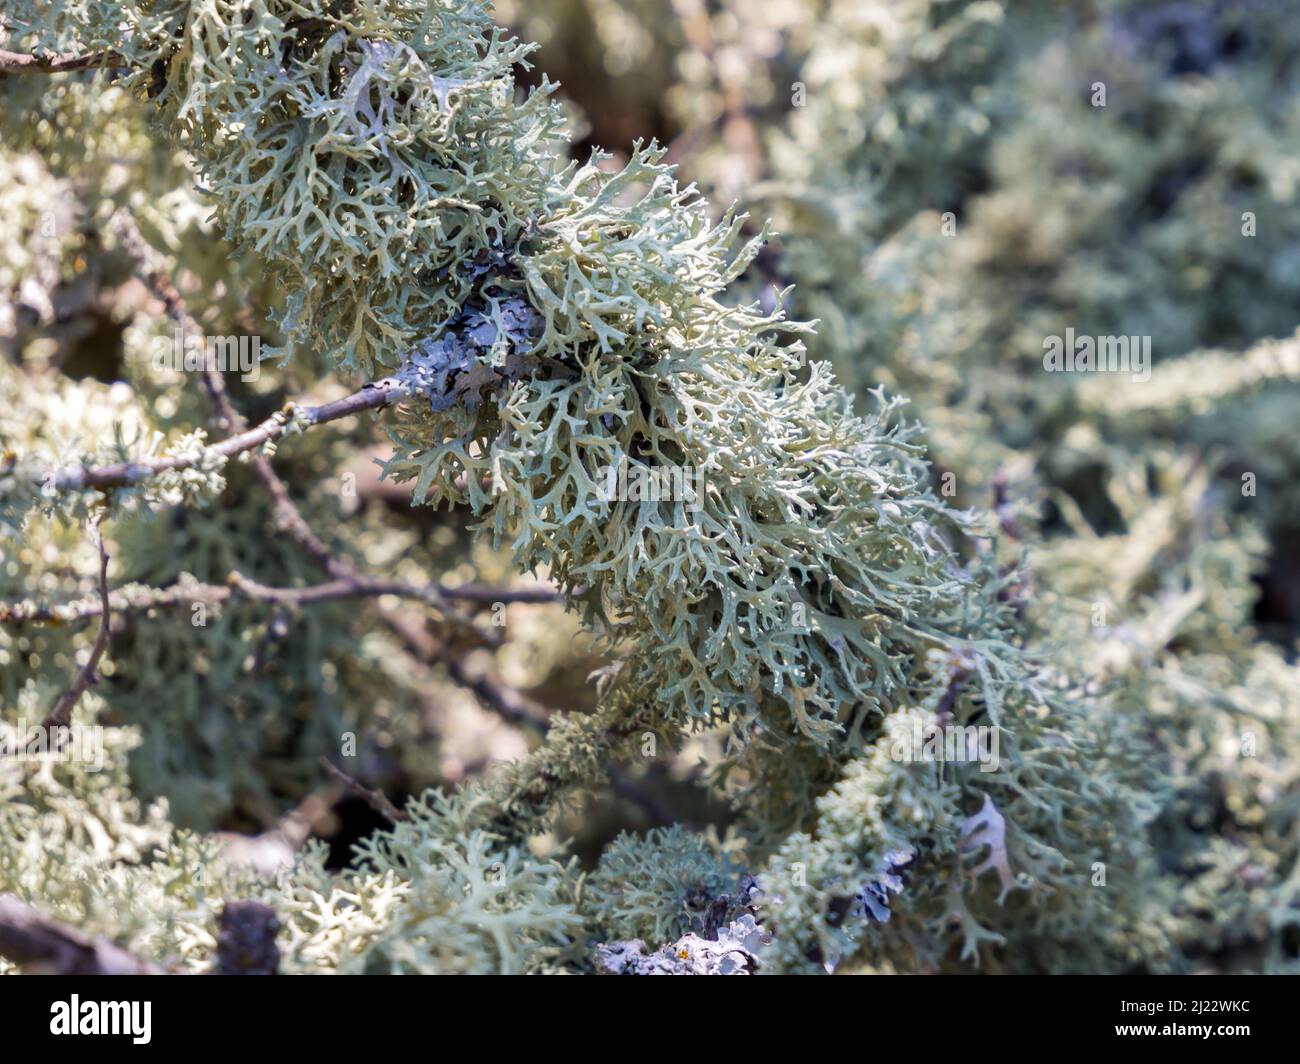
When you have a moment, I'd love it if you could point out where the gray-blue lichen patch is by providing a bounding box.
[596,915,770,975]
[855,849,913,924]
[392,296,542,412]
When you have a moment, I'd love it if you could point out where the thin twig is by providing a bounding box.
[99,210,573,791]
[36,513,111,735]
[0,47,120,74]
[45,383,403,492]
[318,757,407,822]
[379,606,674,824]
[102,211,549,650]
[0,573,502,648]
[217,783,345,870]
[0,579,557,626]
[423,584,558,605]
[108,211,249,437]
[378,606,549,733]
[47,212,398,497]
[225,570,502,647]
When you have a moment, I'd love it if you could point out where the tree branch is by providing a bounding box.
[96,209,579,804]
[380,607,676,826]
[0,47,120,74]
[35,513,111,736]
[46,383,403,492]
[225,570,502,647]
[378,606,550,733]
[100,211,557,649]
[0,894,168,975]
[318,757,407,822]
[0,578,557,626]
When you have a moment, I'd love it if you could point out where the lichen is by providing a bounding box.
[0,0,1296,978]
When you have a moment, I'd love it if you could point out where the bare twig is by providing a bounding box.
[46,382,403,492]
[422,584,558,605]
[29,214,403,493]
[0,578,557,626]
[319,757,407,822]
[0,47,120,74]
[380,606,674,825]
[0,894,168,975]
[96,210,576,794]
[0,573,502,648]
[36,513,111,736]
[100,211,556,638]
[108,212,249,438]
[226,570,501,647]
[378,606,549,732]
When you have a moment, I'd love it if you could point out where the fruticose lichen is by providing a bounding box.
[0,0,1295,977]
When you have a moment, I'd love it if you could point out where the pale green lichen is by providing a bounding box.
[0,0,1296,977]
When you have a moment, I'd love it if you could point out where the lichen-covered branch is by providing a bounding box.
[45,382,402,492]
[0,576,553,627]
[0,0,1295,979]
[0,46,117,73]
[36,512,110,733]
